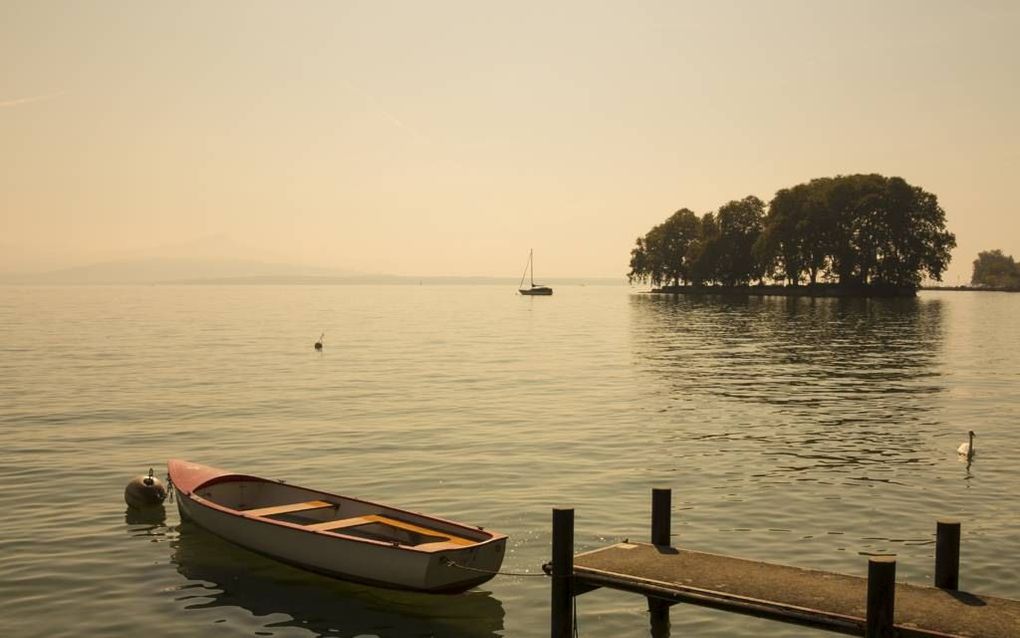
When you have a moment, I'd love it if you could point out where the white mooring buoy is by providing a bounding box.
[124,468,168,509]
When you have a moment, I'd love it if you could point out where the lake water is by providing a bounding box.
[2,285,1018,637]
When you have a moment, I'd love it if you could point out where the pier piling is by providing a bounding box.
[648,488,674,633]
[551,508,574,638]
[865,556,896,638]
[935,519,961,590]
[549,498,1018,637]
[651,487,671,546]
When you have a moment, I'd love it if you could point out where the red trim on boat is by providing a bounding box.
[167,459,259,494]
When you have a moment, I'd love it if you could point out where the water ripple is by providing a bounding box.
[1,286,1018,637]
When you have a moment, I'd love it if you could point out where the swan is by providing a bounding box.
[957,430,975,458]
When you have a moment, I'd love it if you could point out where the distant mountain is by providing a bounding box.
[0,256,627,286]
[0,257,368,285]
[161,275,628,286]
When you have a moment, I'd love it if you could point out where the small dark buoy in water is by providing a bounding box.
[314,332,324,351]
[124,468,168,509]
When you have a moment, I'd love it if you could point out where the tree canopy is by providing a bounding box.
[628,174,956,293]
[971,250,1020,289]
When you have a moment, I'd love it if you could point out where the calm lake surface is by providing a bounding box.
[2,285,1018,637]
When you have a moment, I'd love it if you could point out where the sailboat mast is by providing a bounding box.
[530,249,534,287]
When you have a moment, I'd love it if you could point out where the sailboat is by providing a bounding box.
[518,249,553,295]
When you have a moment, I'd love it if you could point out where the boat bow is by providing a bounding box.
[168,459,254,494]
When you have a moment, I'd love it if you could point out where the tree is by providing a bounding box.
[763,174,955,289]
[759,188,805,285]
[714,196,766,285]
[972,250,1020,289]
[627,237,651,285]
[689,212,720,285]
[630,174,955,293]
[763,178,835,285]
[872,176,956,287]
[628,208,701,287]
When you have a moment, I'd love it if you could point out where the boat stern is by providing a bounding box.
[423,534,508,592]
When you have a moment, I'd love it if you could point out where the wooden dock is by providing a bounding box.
[547,490,1020,637]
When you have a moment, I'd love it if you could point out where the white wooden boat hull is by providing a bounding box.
[169,460,507,593]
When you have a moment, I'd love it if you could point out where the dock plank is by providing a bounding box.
[573,543,1020,637]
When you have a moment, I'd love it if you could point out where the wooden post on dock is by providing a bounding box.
[651,487,671,546]
[935,519,961,590]
[866,556,896,638]
[648,488,672,635]
[551,508,574,638]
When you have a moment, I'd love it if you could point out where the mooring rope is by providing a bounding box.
[440,558,578,635]
[439,557,553,577]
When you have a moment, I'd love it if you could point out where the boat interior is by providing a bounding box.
[194,478,489,549]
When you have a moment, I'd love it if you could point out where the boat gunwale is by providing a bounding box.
[171,468,507,556]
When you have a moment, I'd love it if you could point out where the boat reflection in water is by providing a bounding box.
[169,520,505,637]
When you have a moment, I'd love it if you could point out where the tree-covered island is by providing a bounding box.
[971,250,1020,290]
[628,174,956,297]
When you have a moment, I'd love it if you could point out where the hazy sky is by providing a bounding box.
[2,1,1018,281]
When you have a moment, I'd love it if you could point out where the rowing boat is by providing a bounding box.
[167,459,507,592]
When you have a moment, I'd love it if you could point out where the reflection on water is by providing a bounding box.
[125,504,168,527]
[166,521,504,638]
[630,294,945,406]
[9,286,1019,638]
[629,294,947,482]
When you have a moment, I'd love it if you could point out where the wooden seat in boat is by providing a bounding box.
[243,500,335,517]
[308,514,474,546]
[305,516,373,531]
